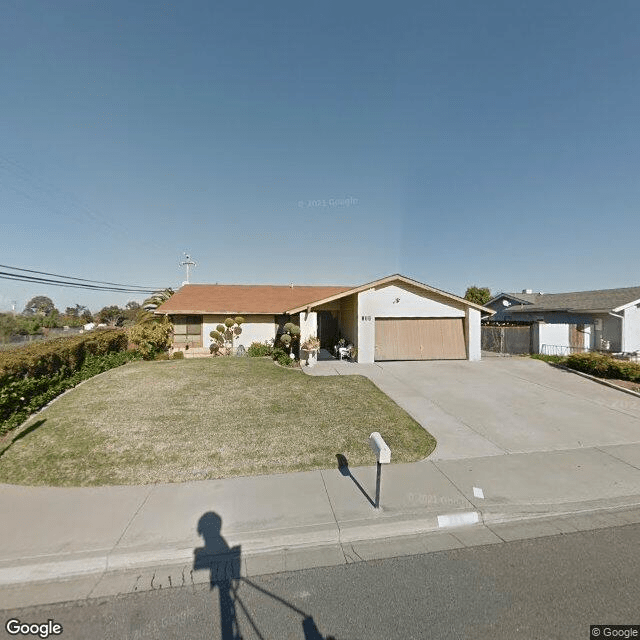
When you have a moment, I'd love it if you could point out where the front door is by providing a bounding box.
[317,311,338,348]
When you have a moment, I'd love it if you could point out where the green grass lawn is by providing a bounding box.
[0,358,436,486]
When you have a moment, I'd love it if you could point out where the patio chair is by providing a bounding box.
[338,344,353,360]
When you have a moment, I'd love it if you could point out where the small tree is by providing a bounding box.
[98,305,125,326]
[464,286,491,305]
[62,304,88,327]
[209,317,244,355]
[41,309,60,329]
[123,301,141,323]
[23,296,56,316]
[0,313,18,343]
[279,322,300,356]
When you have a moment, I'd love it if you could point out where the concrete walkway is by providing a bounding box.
[2,357,640,609]
[3,444,640,609]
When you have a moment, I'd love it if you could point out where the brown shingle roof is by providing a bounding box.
[155,284,353,315]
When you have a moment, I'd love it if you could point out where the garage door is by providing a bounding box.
[375,318,467,360]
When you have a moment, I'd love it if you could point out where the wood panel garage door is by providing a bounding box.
[375,318,467,360]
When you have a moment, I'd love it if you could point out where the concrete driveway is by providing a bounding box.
[306,357,640,460]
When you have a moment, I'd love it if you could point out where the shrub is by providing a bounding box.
[247,341,273,357]
[172,350,185,359]
[128,318,172,360]
[280,334,292,347]
[565,352,640,381]
[279,322,300,355]
[0,331,139,435]
[273,347,297,367]
[0,329,128,383]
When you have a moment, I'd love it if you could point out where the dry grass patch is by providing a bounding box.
[0,358,436,486]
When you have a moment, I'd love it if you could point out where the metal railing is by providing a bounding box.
[540,344,590,357]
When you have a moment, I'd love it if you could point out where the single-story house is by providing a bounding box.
[154,274,493,362]
[485,286,640,354]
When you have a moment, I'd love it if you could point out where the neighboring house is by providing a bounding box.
[485,286,640,354]
[154,274,493,362]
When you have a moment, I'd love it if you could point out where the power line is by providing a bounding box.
[0,264,163,291]
[0,272,160,294]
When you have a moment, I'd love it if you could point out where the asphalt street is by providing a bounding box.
[2,523,639,640]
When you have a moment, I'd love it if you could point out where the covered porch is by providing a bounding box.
[297,294,359,364]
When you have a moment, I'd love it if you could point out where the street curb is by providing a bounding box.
[551,363,640,399]
[2,498,640,590]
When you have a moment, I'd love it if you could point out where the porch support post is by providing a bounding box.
[299,310,318,365]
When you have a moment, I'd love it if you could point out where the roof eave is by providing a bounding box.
[510,307,614,315]
[155,310,278,315]
[286,274,494,314]
[486,293,533,306]
[613,297,640,313]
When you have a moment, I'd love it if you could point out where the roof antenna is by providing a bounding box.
[179,253,197,286]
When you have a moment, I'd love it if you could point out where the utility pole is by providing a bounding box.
[179,253,197,286]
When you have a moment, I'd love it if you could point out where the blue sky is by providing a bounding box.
[1,0,639,313]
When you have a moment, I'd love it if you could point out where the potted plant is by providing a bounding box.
[301,336,321,367]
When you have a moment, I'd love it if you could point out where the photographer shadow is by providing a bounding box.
[194,511,335,640]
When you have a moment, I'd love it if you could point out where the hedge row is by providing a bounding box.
[0,329,137,435]
[564,352,640,382]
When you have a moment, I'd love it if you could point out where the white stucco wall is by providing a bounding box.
[357,292,375,363]
[466,308,481,361]
[356,283,472,363]
[535,323,569,354]
[299,311,317,343]
[623,304,640,352]
[358,284,466,318]
[202,314,277,351]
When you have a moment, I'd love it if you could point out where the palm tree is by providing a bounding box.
[136,288,174,324]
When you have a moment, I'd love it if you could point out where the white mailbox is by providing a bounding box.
[369,432,391,464]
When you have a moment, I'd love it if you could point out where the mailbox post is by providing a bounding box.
[369,432,391,508]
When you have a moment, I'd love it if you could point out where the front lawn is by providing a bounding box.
[0,358,436,486]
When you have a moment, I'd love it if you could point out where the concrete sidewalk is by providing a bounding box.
[3,443,640,609]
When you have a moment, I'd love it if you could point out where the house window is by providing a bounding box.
[172,315,202,348]
[186,315,201,335]
[173,317,187,335]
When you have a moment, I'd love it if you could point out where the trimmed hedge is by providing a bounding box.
[564,352,640,382]
[0,329,138,435]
